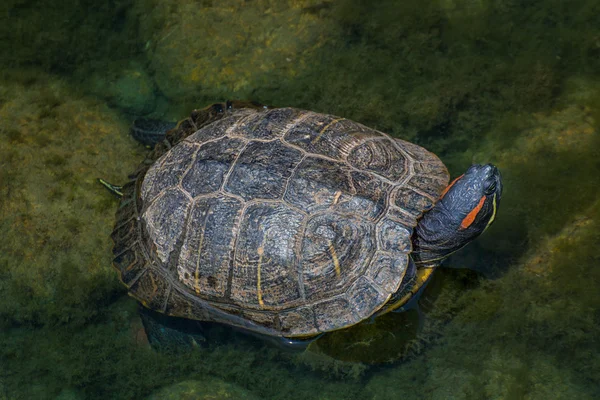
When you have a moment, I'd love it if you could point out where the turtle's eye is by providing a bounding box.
[485,181,496,195]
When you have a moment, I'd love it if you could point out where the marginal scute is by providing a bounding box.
[164,289,210,321]
[407,174,448,201]
[186,115,237,144]
[392,186,435,216]
[111,216,137,254]
[241,309,276,328]
[391,138,422,159]
[313,296,359,332]
[128,269,171,312]
[365,252,408,295]
[385,206,419,228]
[376,217,412,253]
[347,277,387,319]
[113,244,147,287]
[278,306,317,336]
[224,140,304,201]
[413,160,450,180]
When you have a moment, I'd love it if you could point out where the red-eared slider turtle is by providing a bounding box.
[102,101,502,349]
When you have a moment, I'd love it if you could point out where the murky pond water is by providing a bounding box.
[1,1,599,399]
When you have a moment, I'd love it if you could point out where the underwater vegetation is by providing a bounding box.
[0,0,599,398]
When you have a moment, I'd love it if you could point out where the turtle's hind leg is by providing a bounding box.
[138,306,207,352]
[97,178,123,198]
[130,118,177,148]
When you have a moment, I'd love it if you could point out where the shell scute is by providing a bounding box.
[406,174,448,201]
[392,186,435,217]
[300,212,375,301]
[186,115,236,144]
[283,112,371,161]
[313,296,358,332]
[278,306,317,336]
[141,142,197,203]
[224,140,304,201]
[230,202,305,309]
[341,171,390,221]
[164,289,210,321]
[376,217,413,254]
[113,244,147,287]
[128,269,171,312]
[366,252,409,295]
[143,188,191,264]
[347,138,409,182]
[178,195,243,298]
[235,107,302,140]
[283,157,354,213]
[181,137,246,197]
[347,277,387,319]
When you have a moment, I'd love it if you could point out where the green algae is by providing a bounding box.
[146,379,261,400]
[1,0,600,399]
[0,72,147,329]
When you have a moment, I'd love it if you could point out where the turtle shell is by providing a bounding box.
[111,103,449,338]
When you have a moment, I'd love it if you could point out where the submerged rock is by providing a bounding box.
[88,61,158,115]
[0,69,147,326]
[147,379,259,400]
[470,99,600,262]
[135,0,334,101]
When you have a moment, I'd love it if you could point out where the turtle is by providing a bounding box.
[101,100,502,350]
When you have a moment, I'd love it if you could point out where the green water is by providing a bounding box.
[1,0,599,398]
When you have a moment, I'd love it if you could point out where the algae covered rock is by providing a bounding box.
[360,199,600,399]
[0,1,140,73]
[358,94,600,399]
[88,61,158,115]
[0,70,147,326]
[147,379,259,400]
[54,388,85,400]
[470,100,600,262]
[135,0,334,102]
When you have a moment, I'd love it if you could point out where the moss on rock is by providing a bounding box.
[135,0,335,104]
[0,69,147,327]
[473,102,600,262]
[146,379,259,400]
[88,61,158,115]
[363,198,600,399]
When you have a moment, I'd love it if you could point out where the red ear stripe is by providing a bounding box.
[440,174,464,199]
[460,195,486,230]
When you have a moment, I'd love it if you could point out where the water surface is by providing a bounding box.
[1,1,599,399]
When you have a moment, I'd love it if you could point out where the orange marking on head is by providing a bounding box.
[440,174,464,199]
[460,195,486,230]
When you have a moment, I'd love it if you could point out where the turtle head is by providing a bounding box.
[412,164,502,266]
